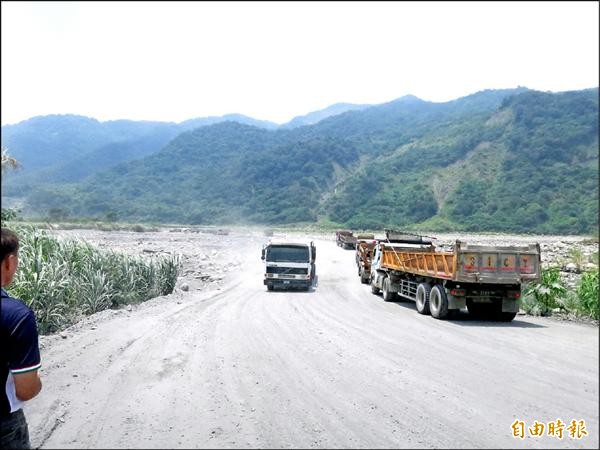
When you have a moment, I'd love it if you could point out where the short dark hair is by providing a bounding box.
[1,228,20,262]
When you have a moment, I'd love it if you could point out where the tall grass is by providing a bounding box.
[576,268,599,320]
[7,225,180,334]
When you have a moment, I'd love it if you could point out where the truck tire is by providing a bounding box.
[429,285,449,319]
[382,277,396,302]
[371,277,381,295]
[490,301,517,322]
[497,312,517,322]
[415,283,431,315]
[267,284,274,291]
[360,268,370,284]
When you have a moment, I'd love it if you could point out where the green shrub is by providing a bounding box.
[567,247,586,272]
[522,267,566,316]
[1,207,18,223]
[576,268,599,319]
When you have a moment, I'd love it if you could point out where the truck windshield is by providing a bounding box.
[266,246,309,262]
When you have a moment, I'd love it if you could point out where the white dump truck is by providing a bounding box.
[261,239,317,291]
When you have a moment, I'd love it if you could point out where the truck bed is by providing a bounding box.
[380,240,541,284]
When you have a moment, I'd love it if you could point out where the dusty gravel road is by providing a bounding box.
[24,230,598,449]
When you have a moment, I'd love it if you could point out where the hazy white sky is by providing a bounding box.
[1,1,598,126]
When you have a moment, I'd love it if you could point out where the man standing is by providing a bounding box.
[1,228,42,449]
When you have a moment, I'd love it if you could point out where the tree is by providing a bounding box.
[1,146,22,223]
[1,146,21,175]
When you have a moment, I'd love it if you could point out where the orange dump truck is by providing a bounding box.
[355,233,377,284]
[370,233,541,321]
[336,230,358,249]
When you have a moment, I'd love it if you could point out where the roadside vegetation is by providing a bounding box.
[522,264,599,320]
[3,223,181,334]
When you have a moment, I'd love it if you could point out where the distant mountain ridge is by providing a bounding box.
[2,87,597,234]
[0,102,374,184]
[279,103,371,128]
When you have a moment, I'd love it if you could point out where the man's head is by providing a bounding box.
[1,227,20,287]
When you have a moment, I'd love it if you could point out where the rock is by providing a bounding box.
[564,263,578,273]
[126,305,133,312]
[180,283,189,292]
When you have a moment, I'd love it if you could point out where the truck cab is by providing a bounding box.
[261,240,316,291]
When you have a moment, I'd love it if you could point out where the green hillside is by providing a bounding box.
[329,89,599,233]
[4,88,598,234]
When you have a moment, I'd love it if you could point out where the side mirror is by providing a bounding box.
[261,248,265,260]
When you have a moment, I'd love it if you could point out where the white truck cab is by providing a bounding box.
[261,240,316,291]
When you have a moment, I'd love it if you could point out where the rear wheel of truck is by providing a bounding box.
[360,268,370,284]
[415,283,431,315]
[382,277,396,302]
[429,285,449,319]
[371,277,381,295]
[490,301,517,322]
[497,312,517,322]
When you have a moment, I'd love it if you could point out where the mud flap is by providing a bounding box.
[447,294,466,310]
[502,298,519,313]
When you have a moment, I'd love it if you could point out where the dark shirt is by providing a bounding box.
[1,288,41,415]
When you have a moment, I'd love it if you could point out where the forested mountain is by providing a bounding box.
[0,104,363,188]
[327,89,598,234]
[2,88,598,234]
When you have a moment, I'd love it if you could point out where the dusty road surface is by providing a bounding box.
[24,230,598,449]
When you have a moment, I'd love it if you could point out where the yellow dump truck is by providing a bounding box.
[370,232,541,321]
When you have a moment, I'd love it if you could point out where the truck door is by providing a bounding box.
[371,245,382,271]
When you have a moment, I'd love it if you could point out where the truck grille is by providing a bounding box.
[266,267,308,275]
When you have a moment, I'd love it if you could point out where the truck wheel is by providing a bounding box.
[490,301,517,322]
[497,312,517,322]
[360,269,370,284]
[382,277,396,302]
[267,284,274,291]
[371,277,381,295]
[429,285,449,319]
[415,283,431,315]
